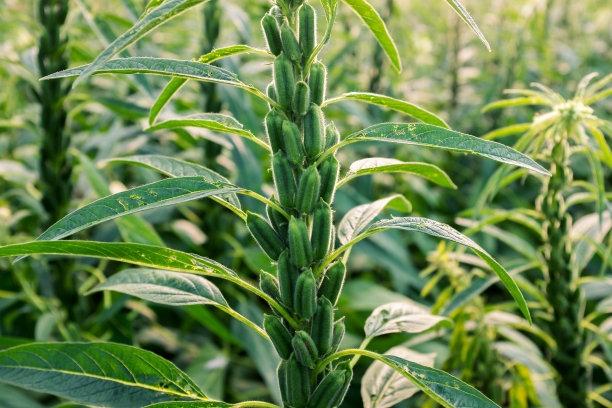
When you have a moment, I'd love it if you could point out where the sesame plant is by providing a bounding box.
[0,0,551,407]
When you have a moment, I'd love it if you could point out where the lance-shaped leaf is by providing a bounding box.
[343,123,549,175]
[73,0,209,85]
[365,217,531,323]
[144,403,233,408]
[364,302,452,339]
[324,93,448,128]
[342,0,401,71]
[362,347,435,408]
[0,342,207,407]
[338,158,456,189]
[146,114,269,151]
[35,177,240,242]
[103,154,242,209]
[338,195,411,245]
[443,0,490,51]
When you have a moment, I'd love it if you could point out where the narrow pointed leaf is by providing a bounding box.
[73,0,209,85]
[35,177,241,242]
[342,0,401,71]
[340,158,456,189]
[364,302,451,338]
[344,123,549,175]
[145,403,233,408]
[366,217,531,323]
[0,241,237,278]
[338,195,411,245]
[0,342,207,407]
[324,92,448,128]
[444,0,490,51]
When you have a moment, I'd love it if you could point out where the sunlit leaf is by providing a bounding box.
[364,302,451,338]
[443,0,490,51]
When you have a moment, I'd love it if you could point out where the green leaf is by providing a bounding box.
[146,114,269,151]
[321,0,339,22]
[324,93,448,128]
[73,0,209,86]
[443,0,490,51]
[481,97,549,112]
[338,195,411,245]
[339,158,456,189]
[0,342,207,407]
[89,269,229,307]
[0,241,237,279]
[364,301,452,338]
[144,403,233,408]
[103,154,242,210]
[341,0,401,71]
[343,123,549,176]
[366,217,531,324]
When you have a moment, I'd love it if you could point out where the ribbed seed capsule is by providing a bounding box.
[299,3,316,57]
[277,250,299,308]
[273,53,295,110]
[296,166,320,213]
[265,110,284,153]
[287,354,310,408]
[307,370,346,408]
[272,152,297,208]
[292,330,319,368]
[280,23,302,63]
[282,120,305,164]
[267,202,288,239]
[308,62,327,105]
[312,199,332,259]
[319,261,345,305]
[259,272,280,302]
[264,314,293,359]
[293,81,310,116]
[303,104,325,159]
[261,13,282,56]
[330,317,346,353]
[288,217,313,268]
[294,269,316,319]
[246,211,283,260]
[334,360,353,407]
[311,297,334,355]
[277,360,289,405]
[267,81,277,102]
[318,156,339,203]
[324,122,340,150]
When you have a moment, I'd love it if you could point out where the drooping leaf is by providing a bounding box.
[362,347,435,408]
[73,0,209,85]
[338,195,411,245]
[364,302,452,338]
[324,93,448,128]
[339,158,456,189]
[341,0,401,71]
[443,0,490,51]
[343,123,549,175]
[0,342,207,408]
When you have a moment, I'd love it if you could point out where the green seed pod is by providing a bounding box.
[287,354,310,408]
[311,297,334,355]
[308,62,327,105]
[293,81,310,116]
[261,13,282,56]
[264,314,293,359]
[318,156,339,203]
[319,261,345,305]
[277,360,289,405]
[288,216,313,268]
[303,104,325,158]
[269,5,284,26]
[294,269,316,319]
[330,317,346,353]
[267,81,277,102]
[292,330,319,368]
[324,122,340,150]
[280,23,302,64]
[272,152,297,208]
[307,370,346,408]
[260,272,280,302]
[312,199,332,259]
[277,250,299,308]
[334,360,353,407]
[265,110,284,153]
[274,53,295,110]
[246,211,283,260]
[267,201,288,239]
[282,120,305,164]
[299,3,316,57]
[296,165,321,214]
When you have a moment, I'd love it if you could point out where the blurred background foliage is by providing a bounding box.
[0,0,610,406]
